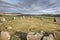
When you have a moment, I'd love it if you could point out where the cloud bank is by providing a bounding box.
[0,0,60,14]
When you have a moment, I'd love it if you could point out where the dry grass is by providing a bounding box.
[0,16,60,40]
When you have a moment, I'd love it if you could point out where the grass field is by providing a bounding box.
[0,16,60,40]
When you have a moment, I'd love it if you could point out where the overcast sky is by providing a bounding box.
[0,0,60,14]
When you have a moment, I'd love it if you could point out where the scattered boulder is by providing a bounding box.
[1,31,11,40]
[15,31,27,40]
[27,32,37,40]
[41,32,56,40]
[13,17,16,20]
[39,30,45,40]
[1,18,6,22]
[7,26,12,30]
[42,36,53,40]
[54,18,57,22]
[14,31,56,40]
[27,31,44,40]
[44,32,56,38]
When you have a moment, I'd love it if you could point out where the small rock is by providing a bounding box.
[7,26,12,30]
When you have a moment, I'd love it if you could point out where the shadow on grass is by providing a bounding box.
[56,30,60,32]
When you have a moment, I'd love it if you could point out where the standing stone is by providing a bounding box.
[39,31,44,40]
[7,26,12,30]
[42,32,56,40]
[13,17,16,20]
[34,32,43,40]
[27,32,34,40]
[1,31,11,40]
[43,36,54,40]
[27,32,44,40]
[54,18,57,22]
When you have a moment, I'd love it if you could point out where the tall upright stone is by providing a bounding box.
[1,31,11,40]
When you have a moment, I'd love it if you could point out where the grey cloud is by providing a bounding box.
[0,0,60,14]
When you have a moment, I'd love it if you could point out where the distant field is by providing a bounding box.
[0,15,60,40]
